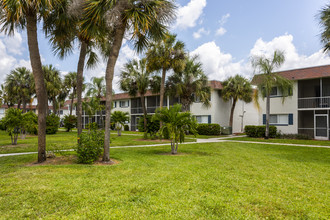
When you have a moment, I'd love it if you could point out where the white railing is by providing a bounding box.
[298,96,330,109]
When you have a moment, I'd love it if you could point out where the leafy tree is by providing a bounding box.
[82,97,100,126]
[153,104,197,154]
[4,67,35,113]
[111,111,129,136]
[166,56,210,112]
[86,77,106,128]
[63,115,77,132]
[3,108,23,145]
[221,74,253,129]
[22,111,38,137]
[146,33,186,110]
[319,4,330,52]
[43,64,64,114]
[0,0,55,162]
[64,72,77,115]
[137,115,160,138]
[82,0,176,161]
[120,58,160,132]
[251,50,293,139]
[46,114,60,134]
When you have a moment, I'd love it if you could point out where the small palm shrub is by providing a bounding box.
[46,114,60,134]
[63,115,77,132]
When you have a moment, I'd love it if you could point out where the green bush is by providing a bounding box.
[124,124,129,131]
[244,125,277,138]
[86,122,98,130]
[76,128,104,164]
[277,133,312,140]
[22,111,38,135]
[0,119,6,131]
[46,114,60,134]
[138,115,161,138]
[63,115,77,132]
[197,124,221,135]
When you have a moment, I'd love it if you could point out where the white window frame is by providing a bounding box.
[195,115,209,124]
[269,114,289,125]
[120,100,129,108]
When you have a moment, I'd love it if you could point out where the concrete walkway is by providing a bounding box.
[0,136,329,158]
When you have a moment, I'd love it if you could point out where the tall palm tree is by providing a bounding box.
[319,4,330,53]
[5,67,35,113]
[43,65,63,114]
[43,0,100,136]
[120,58,160,131]
[146,33,186,110]
[86,76,106,128]
[166,56,210,112]
[251,50,293,139]
[0,0,57,162]
[221,74,253,129]
[82,0,176,162]
[64,72,77,115]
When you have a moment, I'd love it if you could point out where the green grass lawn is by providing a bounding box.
[0,130,180,154]
[227,136,330,146]
[0,142,329,219]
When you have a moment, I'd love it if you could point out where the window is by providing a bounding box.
[120,100,129,108]
[263,114,292,125]
[195,115,210,124]
[59,110,63,115]
[0,108,4,114]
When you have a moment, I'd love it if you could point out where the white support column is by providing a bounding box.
[167,95,170,109]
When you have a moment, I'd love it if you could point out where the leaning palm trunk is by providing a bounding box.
[70,94,74,115]
[229,98,237,128]
[141,95,147,131]
[265,94,270,139]
[26,14,48,163]
[103,25,126,162]
[159,68,166,109]
[76,42,87,136]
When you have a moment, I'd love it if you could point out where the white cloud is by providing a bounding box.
[219,13,230,26]
[193,28,210,39]
[191,34,330,81]
[175,0,207,29]
[215,27,227,36]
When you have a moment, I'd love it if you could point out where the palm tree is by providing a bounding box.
[111,111,130,136]
[146,33,186,110]
[86,76,106,128]
[82,0,176,162]
[153,104,197,154]
[43,0,100,136]
[251,50,293,139]
[319,4,330,52]
[4,67,35,113]
[64,72,77,115]
[120,58,160,131]
[43,65,63,114]
[166,56,210,112]
[0,0,55,162]
[221,74,253,129]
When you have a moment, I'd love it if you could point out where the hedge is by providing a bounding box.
[244,125,277,138]
[197,123,221,135]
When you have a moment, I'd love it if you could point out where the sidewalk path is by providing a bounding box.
[0,136,329,158]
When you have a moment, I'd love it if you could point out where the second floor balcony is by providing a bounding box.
[298,97,330,109]
[298,78,330,109]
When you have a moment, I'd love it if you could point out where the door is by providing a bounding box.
[314,114,329,140]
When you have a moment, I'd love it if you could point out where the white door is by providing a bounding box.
[314,114,329,140]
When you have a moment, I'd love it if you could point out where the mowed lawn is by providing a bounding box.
[0,130,177,154]
[0,142,329,219]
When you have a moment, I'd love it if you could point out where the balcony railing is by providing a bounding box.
[298,96,330,109]
[131,106,160,114]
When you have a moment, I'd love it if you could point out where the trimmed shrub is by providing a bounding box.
[46,114,60,134]
[124,124,129,131]
[197,123,221,135]
[76,128,104,164]
[244,125,277,138]
[63,115,77,132]
[277,133,312,140]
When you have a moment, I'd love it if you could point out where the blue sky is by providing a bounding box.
[0,0,329,92]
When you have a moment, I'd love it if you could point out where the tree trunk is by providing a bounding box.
[76,41,87,136]
[103,24,126,162]
[265,94,270,139]
[229,98,237,128]
[141,95,147,132]
[26,14,47,163]
[17,100,21,110]
[22,99,27,113]
[70,92,74,116]
[53,97,57,115]
[159,68,166,109]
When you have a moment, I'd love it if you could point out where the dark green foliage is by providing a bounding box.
[138,115,160,133]
[277,133,312,140]
[124,125,129,131]
[76,129,104,164]
[110,123,115,130]
[197,124,221,135]
[86,122,98,130]
[22,111,38,135]
[0,119,6,131]
[46,114,60,134]
[63,115,77,132]
[245,125,277,138]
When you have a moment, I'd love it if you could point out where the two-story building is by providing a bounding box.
[253,65,330,140]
